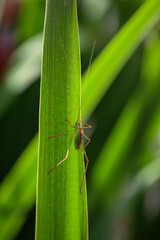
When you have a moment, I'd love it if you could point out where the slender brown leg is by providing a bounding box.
[47,150,69,175]
[65,118,74,127]
[83,133,91,148]
[48,133,68,139]
[47,133,74,175]
[80,148,89,194]
[48,129,74,139]
[81,120,92,128]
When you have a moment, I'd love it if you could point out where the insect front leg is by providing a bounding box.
[48,132,69,139]
[65,118,74,128]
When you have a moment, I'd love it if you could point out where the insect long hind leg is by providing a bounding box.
[47,150,69,175]
[80,148,89,194]
[47,133,74,175]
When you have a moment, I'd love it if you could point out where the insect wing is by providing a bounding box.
[74,131,82,149]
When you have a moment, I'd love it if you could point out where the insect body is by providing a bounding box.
[48,118,92,193]
[75,121,84,150]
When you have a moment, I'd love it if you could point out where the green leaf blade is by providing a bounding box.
[35,1,88,239]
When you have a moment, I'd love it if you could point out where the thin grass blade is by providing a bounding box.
[35,0,88,239]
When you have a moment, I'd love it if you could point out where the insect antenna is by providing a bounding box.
[58,35,80,113]
[77,40,96,122]
[53,13,80,115]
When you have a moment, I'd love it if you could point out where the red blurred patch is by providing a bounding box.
[0,0,20,82]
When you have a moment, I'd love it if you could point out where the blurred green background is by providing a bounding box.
[0,0,160,239]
